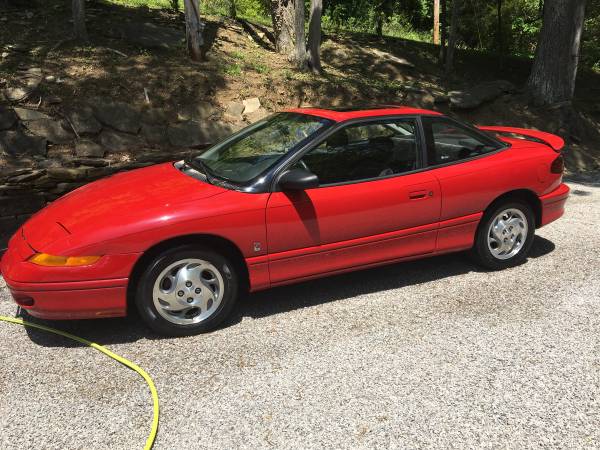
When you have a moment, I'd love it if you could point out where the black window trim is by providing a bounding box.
[271,115,428,191]
[419,115,510,168]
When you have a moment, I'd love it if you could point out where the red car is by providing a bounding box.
[0,107,569,336]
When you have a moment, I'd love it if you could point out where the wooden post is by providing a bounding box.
[433,0,440,45]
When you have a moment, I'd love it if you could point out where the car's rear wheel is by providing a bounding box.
[135,246,238,336]
[471,201,535,270]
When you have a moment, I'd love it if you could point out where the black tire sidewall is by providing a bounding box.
[473,201,535,270]
[135,246,238,336]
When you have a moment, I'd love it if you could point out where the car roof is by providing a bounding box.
[285,106,444,122]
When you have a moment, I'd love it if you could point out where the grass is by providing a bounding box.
[222,62,243,76]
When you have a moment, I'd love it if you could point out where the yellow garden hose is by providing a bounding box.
[0,315,159,450]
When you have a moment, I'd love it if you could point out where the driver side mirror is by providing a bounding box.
[278,168,319,191]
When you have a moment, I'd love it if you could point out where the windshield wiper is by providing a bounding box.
[184,157,216,185]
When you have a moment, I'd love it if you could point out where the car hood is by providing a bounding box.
[23,163,228,251]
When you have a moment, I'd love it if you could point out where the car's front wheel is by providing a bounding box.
[471,201,535,270]
[135,246,239,336]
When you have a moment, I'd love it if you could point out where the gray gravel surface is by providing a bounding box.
[1,180,599,449]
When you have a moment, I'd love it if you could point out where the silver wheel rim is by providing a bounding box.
[152,258,225,326]
[487,208,528,260]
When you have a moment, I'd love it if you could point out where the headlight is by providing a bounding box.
[29,253,101,267]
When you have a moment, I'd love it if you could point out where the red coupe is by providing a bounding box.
[0,107,569,335]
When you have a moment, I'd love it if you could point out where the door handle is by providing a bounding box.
[409,190,433,200]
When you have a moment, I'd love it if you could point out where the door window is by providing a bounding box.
[296,119,419,185]
[422,117,502,166]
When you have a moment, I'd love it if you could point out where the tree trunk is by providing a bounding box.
[375,12,384,38]
[439,0,447,63]
[271,0,295,54]
[292,0,307,67]
[184,0,204,61]
[307,0,323,73]
[171,0,179,12]
[497,0,502,53]
[72,0,87,41]
[433,0,440,45]
[229,0,237,18]
[445,0,460,75]
[527,0,586,105]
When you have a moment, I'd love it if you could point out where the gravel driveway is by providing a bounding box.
[1,180,599,450]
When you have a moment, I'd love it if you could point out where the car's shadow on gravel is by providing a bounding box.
[18,236,555,348]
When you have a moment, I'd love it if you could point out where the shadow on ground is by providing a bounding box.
[18,235,555,348]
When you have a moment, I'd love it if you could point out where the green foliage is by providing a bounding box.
[222,62,243,76]
[103,0,600,70]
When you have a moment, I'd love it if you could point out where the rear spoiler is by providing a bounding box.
[477,126,564,151]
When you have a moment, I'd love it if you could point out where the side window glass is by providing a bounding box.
[423,118,501,166]
[296,120,419,185]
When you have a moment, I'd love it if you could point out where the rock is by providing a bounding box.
[0,107,17,130]
[177,103,215,122]
[224,101,245,121]
[449,80,515,110]
[0,130,47,156]
[242,98,261,115]
[142,108,170,124]
[68,106,102,135]
[0,194,45,216]
[168,121,209,148]
[122,22,184,50]
[50,182,86,195]
[44,75,56,82]
[92,100,140,134]
[433,93,450,104]
[1,52,8,59]
[245,109,269,123]
[45,96,62,105]
[32,175,58,189]
[75,140,105,158]
[167,121,233,148]
[22,118,74,144]
[86,167,116,180]
[3,67,42,102]
[47,167,90,182]
[72,157,111,167]
[7,170,45,184]
[141,123,169,147]
[13,107,50,121]
[99,129,140,152]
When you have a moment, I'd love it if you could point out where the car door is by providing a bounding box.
[420,117,509,253]
[266,117,442,285]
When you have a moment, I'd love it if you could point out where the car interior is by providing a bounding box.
[299,122,419,185]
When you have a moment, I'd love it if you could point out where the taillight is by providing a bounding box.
[550,155,564,174]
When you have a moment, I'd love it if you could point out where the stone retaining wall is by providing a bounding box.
[0,98,267,249]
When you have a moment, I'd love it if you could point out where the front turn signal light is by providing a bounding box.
[29,253,101,267]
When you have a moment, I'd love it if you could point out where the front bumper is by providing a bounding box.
[539,182,570,227]
[0,228,139,320]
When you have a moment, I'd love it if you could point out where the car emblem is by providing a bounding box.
[253,242,262,252]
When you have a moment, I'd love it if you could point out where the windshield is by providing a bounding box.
[194,113,332,184]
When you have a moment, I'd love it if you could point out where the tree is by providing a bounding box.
[72,0,87,41]
[445,0,461,75]
[270,0,295,55]
[439,0,447,63]
[527,0,587,106]
[307,0,323,73]
[293,0,307,67]
[183,0,204,61]
[433,0,440,45]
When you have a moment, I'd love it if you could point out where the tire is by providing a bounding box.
[135,246,239,336]
[471,201,535,270]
